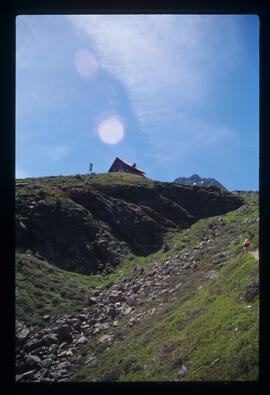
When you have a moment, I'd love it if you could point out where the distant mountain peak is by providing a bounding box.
[174,174,226,190]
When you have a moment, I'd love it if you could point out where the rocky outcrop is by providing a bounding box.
[16,176,243,274]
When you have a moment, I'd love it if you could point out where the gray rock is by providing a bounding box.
[43,357,53,368]
[183,262,192,270]
[49,344,58,353]
[25,338,45,352]
[89,297,98,305]
[76,335,88,345]
[26,354,42,369]
[177,364,188,377]
[16,328,30,344]
[126,295,136,306]
[42,333,58,345]
[17,370,36,381]
[99,334,113,343]
[19,220,27,231]
[56,325,73,343]
[123,307,132,315]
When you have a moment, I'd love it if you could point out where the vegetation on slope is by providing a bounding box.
[16,173,243,275]
[16,190,258,381]
[73,192,259,382]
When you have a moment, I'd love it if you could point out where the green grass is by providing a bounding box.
[16,191,258,327]
[16,252,93,327]
[16,188,259,381]
[16,172,156,191]
[71,192,259,382]
[75,252,258,382]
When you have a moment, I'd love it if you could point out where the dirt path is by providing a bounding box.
[250,249,259,261]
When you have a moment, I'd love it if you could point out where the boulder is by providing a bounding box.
[89,296,98,305]
[76,335,88,345]
[41,333,58,345]
[56,325,73,344]
[26,354,42,369]
[16,328,30,345]
[25,338,45,352]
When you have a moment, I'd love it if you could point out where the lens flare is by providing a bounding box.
[74,49,99,79]
[97,117,125,145]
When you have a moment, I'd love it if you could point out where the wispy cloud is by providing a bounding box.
[68,15,241,157]
[47,145,71,160]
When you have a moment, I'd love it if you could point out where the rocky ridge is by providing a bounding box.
[16,174,242,275]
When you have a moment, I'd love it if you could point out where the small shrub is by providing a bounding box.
[163,241,170,252]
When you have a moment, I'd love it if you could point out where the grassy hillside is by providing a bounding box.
[71,191,259,382]
[75,253,258,381]
[16,189,258,381]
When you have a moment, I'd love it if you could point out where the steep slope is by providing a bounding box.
[16,173,243,274]
[15,191,258,382]
[174,174,226,190]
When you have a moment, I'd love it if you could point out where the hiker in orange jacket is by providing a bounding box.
[243,239,250,253]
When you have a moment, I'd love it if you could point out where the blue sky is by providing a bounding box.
[16,14,259,190]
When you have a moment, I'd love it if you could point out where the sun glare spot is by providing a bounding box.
[97,117,125,145]
[74,49,99,79]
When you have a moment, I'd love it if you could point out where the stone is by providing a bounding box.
[81,324,90,331]
[107,307,116,319]
[16,328,30,344]
[177,364,188,377]
[243,284,259,302]
[183,262,192,270]
[56,325,73,343]
[18,370,36,381]
[126,295,136,306]
[175,282,183,290]
[49,344,58,353]
[128,318,137,326]
[203,270,219,280]
[99,334,113,343]
[85,355,96,365]
[26,354,42,369]
[58,361,71,369]
[76,335,88,345]
[132,284,141,293]
[89,297,98,305]
[123,307,132,315]
[42,333,58,345]
[25,338,44,352]
[19,220,27,230]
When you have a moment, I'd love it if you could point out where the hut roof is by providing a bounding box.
[109,157,145,174]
